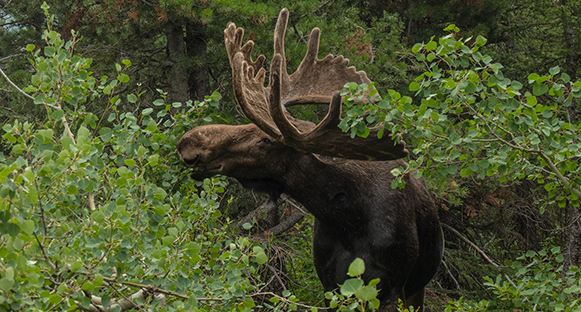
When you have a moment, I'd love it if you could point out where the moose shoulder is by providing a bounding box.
[177,8,443,312]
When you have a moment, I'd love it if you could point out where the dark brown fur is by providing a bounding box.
[177,124,443,311]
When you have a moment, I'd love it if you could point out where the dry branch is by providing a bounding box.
[442,223,517,288]
[267,211,305,236]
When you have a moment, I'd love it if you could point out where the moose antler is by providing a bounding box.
[225,8,408,160]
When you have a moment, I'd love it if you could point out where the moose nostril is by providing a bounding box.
[183,155,199,166]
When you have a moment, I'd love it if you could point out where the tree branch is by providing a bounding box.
[267,211,305,236]
[539,151,581,199]
[0,65,34,100]
[441,223,517,288]
[0,65,77,144]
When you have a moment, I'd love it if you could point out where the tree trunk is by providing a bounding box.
[560,0,579,81]
[564,203,581,271]
[186,21,210,101]
[165,17,189,106]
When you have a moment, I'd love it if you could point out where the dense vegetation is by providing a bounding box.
[0,0,580,311]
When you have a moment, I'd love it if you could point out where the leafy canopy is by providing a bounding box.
[341,24,581,211]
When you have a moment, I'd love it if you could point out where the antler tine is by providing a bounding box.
[224,22,266,74]
[269,54,407,160]
[277,22,375,107]
[273,8,289,78]
[232,52,282,139]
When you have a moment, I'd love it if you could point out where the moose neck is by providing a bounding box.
[277,154,375,231]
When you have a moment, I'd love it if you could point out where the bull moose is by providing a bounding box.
[177,8,443,312]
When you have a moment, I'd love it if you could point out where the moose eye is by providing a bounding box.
[259,138,273,146]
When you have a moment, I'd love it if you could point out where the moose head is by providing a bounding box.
[177,9,443,312]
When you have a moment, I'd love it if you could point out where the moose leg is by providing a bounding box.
[404,288,425,312]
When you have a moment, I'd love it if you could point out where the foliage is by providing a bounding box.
[0,9,284,311]
[342,25,581,209]
[323,258,381,312]
[445,247,581,311]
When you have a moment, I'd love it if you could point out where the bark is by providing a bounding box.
[560,1,581,269]
[560,0,579,81]
[559,0,580,121]
[237,199,281,233]
[165,17,189,106]
[267,211,304,236]
[564,203,581,271]
[186,20,210,101]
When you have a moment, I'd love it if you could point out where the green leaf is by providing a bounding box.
[340,278,364,296]
[0,277,13,292]
[6,223,20,237]
[21,219,35,235]
[91,210,105,224]
[427,52,436,62]
[253,246,267,264]
[118,74,130,83]
[243,297,255,308]
[549,66,560,75]
[4,267,14,281]
[412,43,423,54]
[44,46,55,57]
[12,237,24,250]
[533,83,549,96]
[475,35,487,46]
[26,44,36,52]
[525,94,537,106]
[409,82,421,92]
[355,285,378,301]
[461,81,474,93]
[127,94,138,103]
[460,168,473,177]
[527,73,540,82]
[34,94,45,104]
[70,261,82,272]
[348,258,366,277]
[426,41,437,51]
[51,109,64,120]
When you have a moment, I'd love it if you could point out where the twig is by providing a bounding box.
[249,292,331,310]
[267,264,288,291]
[0,65,77,143]
[440,260,460,289]
[0,65,34,100]
[34,179,49,237]
[99,276,189,299]
[441,223,517,288]
[33,231,57,272]
[0,53,22,63]
[88,193,96,211]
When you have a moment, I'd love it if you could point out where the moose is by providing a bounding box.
[177,9,443,312]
